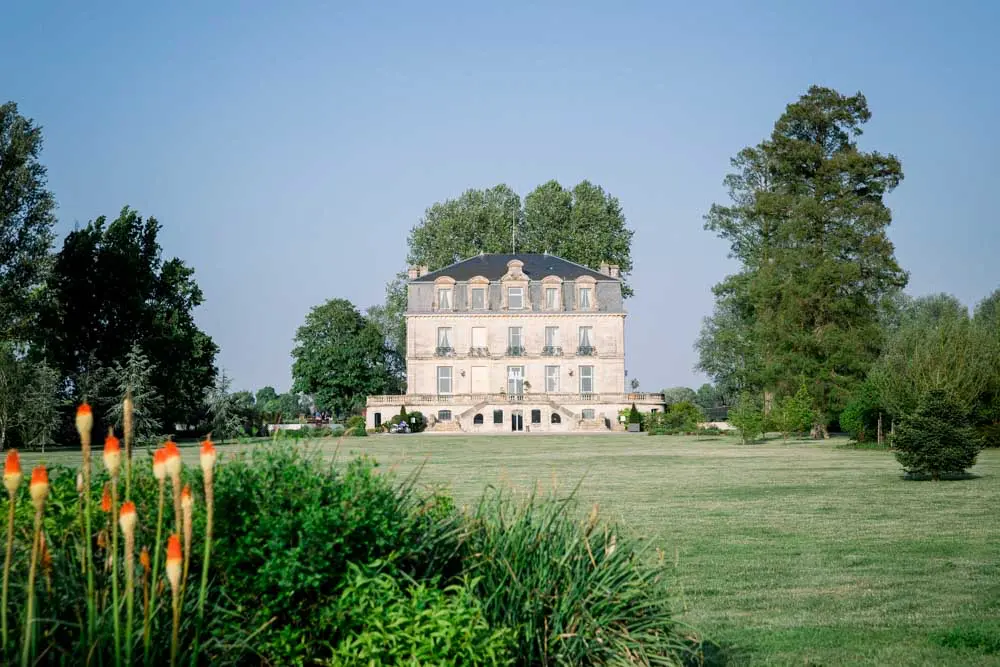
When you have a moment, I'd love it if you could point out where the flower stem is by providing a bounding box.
[81,460,96,646]
[111,474,121,667]
[190,481,213,666]
[124,531,136,666]
[170,587,180,667]
[145,480,165,667]
[20,508,42,667]
[2,492,15,653]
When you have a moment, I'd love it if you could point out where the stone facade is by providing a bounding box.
[365,254,665,432]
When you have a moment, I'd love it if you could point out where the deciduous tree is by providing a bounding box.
[0,102,57,341]
[291,299,399,418]
[37,206,218,430]
[871,294,995,419]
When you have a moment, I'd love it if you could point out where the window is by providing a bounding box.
[578,326,594,355]
[551,413,562,424]
[579,366,594,393]
[582,408,595,419]
[471,326,487,353]
[508,287,523,310]
[545,326,559,347]
[471,287,486,310]
[493,409,504,424]
[545,287,558,310]
[438,288,452,310]
[545,366,560,393]
[437,327,453,355]
[473,413,484,424]
[437,410,452,422]
[374,413,382,428]
[507,327,523,354]
[531,409,541,424]
[437,366,453,395]
[507,366,524,395]
[579,287,592,310]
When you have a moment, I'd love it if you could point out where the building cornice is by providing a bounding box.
[405,312,627,319]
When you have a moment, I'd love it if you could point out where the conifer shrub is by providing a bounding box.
[893,389,984,480]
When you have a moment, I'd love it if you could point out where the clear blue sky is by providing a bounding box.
[3,1,998,393]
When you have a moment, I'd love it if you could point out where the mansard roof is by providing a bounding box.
[411,253,615,283]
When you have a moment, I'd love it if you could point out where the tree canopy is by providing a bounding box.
[698,86,908,433]
[870,294,996,419]
[291,298,401,418]
[405,180,634,295]
[0,102,57,341]
[36,206,218,431]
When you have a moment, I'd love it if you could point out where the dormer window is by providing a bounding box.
[437,288,452,310]
[471,287,485,310]
[545,287,558,310]
[508,287,524,310]
[579,287,592,310]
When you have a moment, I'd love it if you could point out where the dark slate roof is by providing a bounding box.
[412,253,615,283]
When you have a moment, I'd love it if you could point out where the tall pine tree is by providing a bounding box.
[702,86,908,435]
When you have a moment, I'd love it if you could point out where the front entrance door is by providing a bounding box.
[511,410,524,432]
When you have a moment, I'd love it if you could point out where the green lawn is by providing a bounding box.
[22,434,1000,666]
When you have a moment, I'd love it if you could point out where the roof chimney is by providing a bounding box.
[609,265,620,278]
[407,266,419,280]
[599,262,610,276]
[418,265,429,277]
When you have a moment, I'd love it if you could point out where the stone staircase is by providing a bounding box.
[576,418,611,431]
[428,419,464,433]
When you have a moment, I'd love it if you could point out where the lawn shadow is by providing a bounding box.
[901,471,982,481]
[684,636,743,667]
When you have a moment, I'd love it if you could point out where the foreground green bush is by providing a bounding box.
[894,390,984,479]
[212,445,462,663]
[462,486,691,665]
[4,442,694,665]
[326,561,513,666]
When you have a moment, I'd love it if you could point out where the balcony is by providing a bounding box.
[541,345,563,356]
[506,346,526,357]
[468,347,490,357]
[435,346,455,357]
[367,391,667,407]
[576,346,597,356]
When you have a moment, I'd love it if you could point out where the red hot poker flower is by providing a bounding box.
[4,449,22,494]
[153,447,168,481]
[101,484,112,513]
[29,465,49,509]
[104,430,122,475]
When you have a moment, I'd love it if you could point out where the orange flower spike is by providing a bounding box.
[75,402,93,444]
[199,436,216,476]
[103,428,122,475]
[139,547,150,573]
[3,449,22,495]
[152,448,167,481]
[165,534,182,592]
[164,439,181,477]
[119,501,137,534]
[101,484,112,513]
[29,466,49,510]
[181,485,192,507]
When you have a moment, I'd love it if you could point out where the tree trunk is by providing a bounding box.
[810,423,822,439]
[877,412,883,446]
